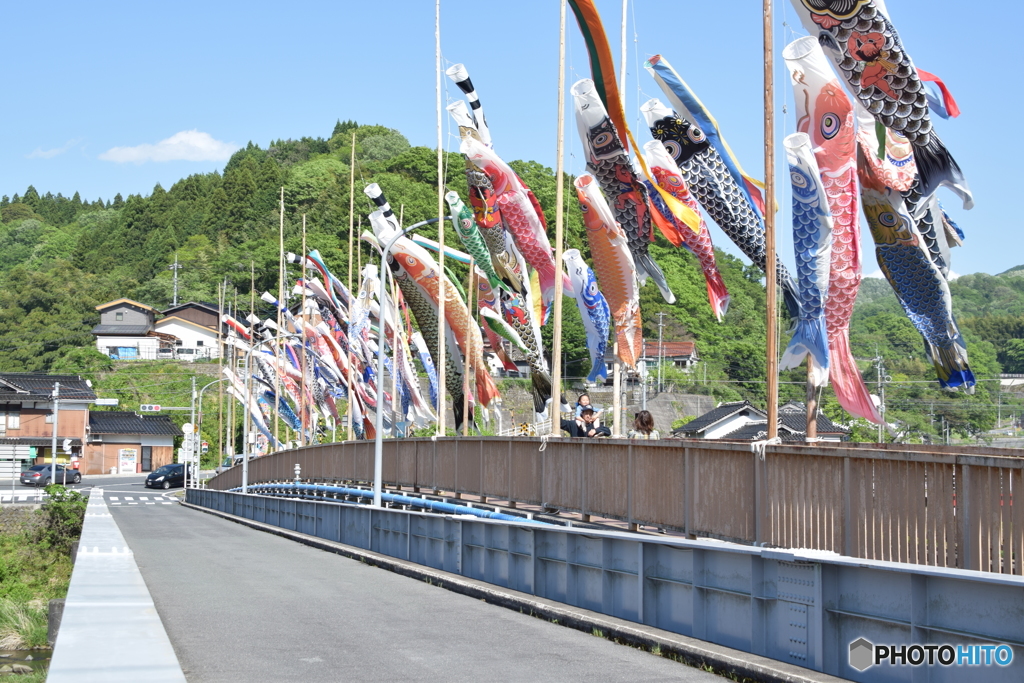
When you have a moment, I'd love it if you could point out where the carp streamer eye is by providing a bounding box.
[592,131,613,147]
[820,112,841,139]
[663,140,683,160]
[686,125,706,143]
[790,169,809,189]
[587,282,600,296]
[878,212,898,227]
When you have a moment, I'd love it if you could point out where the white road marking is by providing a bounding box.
[109,497,119,501]
[124,497,134,501]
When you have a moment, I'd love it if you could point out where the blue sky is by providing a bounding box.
[2,0,1019,276]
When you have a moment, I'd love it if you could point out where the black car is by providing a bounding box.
[146,463,185,489]
[21,464,81,487]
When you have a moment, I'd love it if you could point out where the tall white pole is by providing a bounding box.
[275,190,285,450]
[347,133,356,441]
[435,0,447,437]
[188,376,196,489]
[549,0,568,435]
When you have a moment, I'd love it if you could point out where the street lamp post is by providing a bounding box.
[370,215,446,508]
[194,378,230,488]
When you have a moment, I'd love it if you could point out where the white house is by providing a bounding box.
[93,299,162,360]
[154,302,221,360]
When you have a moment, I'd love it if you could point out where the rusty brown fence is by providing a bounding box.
[206,437,1023,575]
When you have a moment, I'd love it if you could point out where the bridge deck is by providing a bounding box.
[110,501,718,682]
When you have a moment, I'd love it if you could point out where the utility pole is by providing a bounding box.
[873,347,889,443]
[168,253,182,306]
[50,382,60,486]
[656,312,667,393]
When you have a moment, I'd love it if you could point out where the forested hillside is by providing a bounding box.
[1,119,1020,442]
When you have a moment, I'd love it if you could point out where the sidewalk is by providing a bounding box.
[47,489,186,682]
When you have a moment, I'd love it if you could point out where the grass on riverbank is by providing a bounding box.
[0,485,84,650]
[0,597,47,650]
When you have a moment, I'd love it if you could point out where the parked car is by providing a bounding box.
[215,455,245,475]
[146,463,185,489]
[21,464,81,487]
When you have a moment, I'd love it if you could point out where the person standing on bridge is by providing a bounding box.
[628,411,659,440]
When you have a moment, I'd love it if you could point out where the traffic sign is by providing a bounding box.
[140,404,162,412]
[182,423,194,434]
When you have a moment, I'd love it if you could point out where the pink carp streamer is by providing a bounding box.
[643,140,730,322]
[461,136,573,310]
[785,36,881,423]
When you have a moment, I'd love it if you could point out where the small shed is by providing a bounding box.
[85,411,182,474]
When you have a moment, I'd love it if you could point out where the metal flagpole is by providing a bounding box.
[394,207,404,434]
[217,280,224,461]
[435,0,447,437]
[764,0,779,441]
[463,256,475,437]
[549,0,568,435]
[276,188,285,450]
[347,132,356,441]
[300,215,308,448]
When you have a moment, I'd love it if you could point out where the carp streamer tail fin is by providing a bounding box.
[635,251,676,304]
[780,317,830,387]
[531,369,553,415]
[912,133,973,211]
[829,332,883,424]
[476,371,501,411]
[928,340,976,393]
[586,353,609,384]
[706,276,731,323]
[781,276,802,321]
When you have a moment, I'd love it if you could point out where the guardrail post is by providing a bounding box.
[637,542,645,625]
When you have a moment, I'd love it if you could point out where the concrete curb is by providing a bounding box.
[181,500,850,683]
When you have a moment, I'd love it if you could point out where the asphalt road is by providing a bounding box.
[109,500,718,682]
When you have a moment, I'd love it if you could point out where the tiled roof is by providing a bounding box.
[0,374,96,401]
[161,301,220,316]
[642,340,697,358]
[672,400,764,434]
[89,411,182,436]
[778,411,851,435]
[92,324,152,335]
[95,299,155,312]
[718,421,806,442]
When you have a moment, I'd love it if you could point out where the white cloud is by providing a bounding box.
[864,270,885,279]
[947,270,961,281]
[99,130,238,164]
[27,138,81,159]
